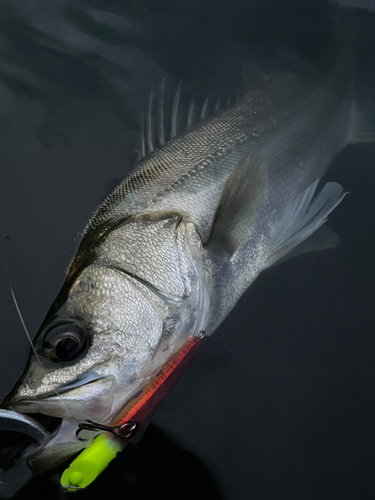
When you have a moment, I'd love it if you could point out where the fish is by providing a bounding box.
[0,7,374,489]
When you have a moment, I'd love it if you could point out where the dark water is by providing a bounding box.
[0,0,374,499]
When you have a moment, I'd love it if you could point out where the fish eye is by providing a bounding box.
[41,322,88,362]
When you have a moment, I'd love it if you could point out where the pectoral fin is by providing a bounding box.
[266,180,346,267]
[206,151,267,258]
[270,224,340,267]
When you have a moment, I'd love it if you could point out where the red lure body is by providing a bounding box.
[110,335,203,432]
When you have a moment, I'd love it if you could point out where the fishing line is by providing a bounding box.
[4,235,80,425]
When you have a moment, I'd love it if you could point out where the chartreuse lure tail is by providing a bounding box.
[61,433,126,491]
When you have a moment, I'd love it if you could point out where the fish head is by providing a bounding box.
[1,216,207,476]
[2,262,182,470]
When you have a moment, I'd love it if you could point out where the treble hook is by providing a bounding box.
[76,420,139,442]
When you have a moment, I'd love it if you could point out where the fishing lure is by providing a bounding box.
[61,335,203,490]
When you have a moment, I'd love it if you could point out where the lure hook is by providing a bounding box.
[76,420,139,441]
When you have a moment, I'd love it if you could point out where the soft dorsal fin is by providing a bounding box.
[206,151,268,258]
[265,180,346,267]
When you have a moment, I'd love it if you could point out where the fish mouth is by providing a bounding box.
[0,378,95,460]
[9,371,105,403]
[1,373,117,478]
[6,372,108,413]
[6,373,117,437]
[51,371,104,394]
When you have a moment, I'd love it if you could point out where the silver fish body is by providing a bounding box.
[1,14,372,475]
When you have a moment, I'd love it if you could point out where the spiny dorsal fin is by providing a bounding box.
[206,151,268,257]
[158,78,165,146]
[171,80,181,139]
[147,86,154,153]
[200,93,209,120]
[140,111,145,158]
[187,93,195,129]
[137,81,236,159]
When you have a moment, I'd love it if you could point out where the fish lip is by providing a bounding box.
[44,371,105,396]
[6,373,116,439]
[7,372,105,404]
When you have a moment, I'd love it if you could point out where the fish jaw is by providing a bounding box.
[2,370,149,472]
[0,376,115,473]
[7,375,117,421]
